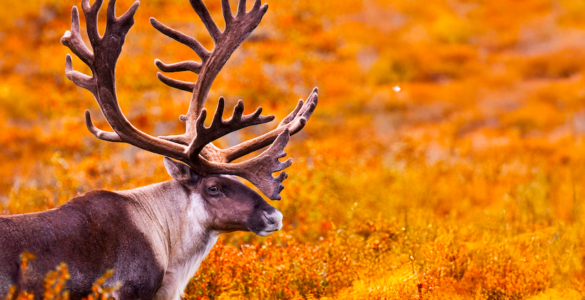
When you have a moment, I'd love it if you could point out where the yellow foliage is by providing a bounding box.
[42,263,70,300]
[86,270,120,300]
[2,0,585,299]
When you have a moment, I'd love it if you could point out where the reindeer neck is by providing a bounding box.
[118,180,219,292]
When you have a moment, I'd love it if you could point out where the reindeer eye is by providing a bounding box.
[208,186,219,193]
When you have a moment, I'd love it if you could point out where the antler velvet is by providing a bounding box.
[62,0,318,200]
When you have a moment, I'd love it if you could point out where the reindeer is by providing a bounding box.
[0,0,318,298]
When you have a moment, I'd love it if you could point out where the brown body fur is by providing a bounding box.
[0,191,165,299]
[0,161,283,300]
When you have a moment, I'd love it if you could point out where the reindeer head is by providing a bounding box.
[61,0,317,236]
[163,157,282,236]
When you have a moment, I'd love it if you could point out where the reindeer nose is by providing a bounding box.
[262,210,283,230]
[262,211,275,224]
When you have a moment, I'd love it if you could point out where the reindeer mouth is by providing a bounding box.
[256,229,278,237]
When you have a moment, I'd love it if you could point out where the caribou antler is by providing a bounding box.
[152,0,269,143]
[62,0,318,200]
[220,87,318,162]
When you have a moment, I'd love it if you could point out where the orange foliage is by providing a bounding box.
[2,0,585,299]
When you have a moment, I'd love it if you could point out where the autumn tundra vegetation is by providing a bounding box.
[2,0,320,298]
[1,0,585,299]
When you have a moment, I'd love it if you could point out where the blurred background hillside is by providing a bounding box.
[2,0,585,299]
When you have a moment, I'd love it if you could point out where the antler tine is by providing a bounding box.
[155,59,202,74]
[237,0,247,16]
[231,128,292,200]
[157,72,196,92]
[61,7,94,68]
[186,98,275,160]
[80,0,103,46]
[189,0,222,43]
[221,0,233,26]
[104,0,140,38]
[150,18,211,61]
[116,0,141,27]
[84,110,123,142]
[65,54,96,95]
[221,88,319,162]
[149,17,210,92]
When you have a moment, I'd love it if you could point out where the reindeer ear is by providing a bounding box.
[163,157,200,185]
